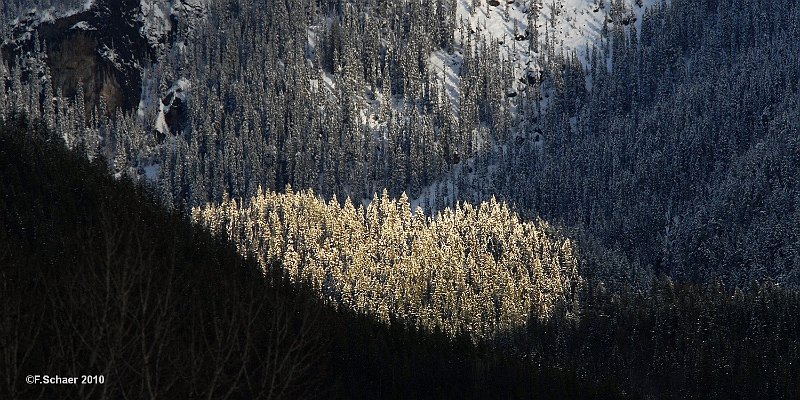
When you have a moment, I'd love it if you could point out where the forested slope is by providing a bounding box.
[0,114,621,399]
[484,0,800,286]
[0,114,320,399]
[5,0,797,288]
[2,0,800,396]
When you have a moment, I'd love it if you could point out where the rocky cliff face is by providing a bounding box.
[1,0,202,118]
[2,0,152,115]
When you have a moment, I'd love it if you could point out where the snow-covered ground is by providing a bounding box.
[302,0,665,127]
[428,49,463,112]
[433,0,662,107]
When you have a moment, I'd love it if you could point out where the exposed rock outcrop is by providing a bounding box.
[2,0,157,116]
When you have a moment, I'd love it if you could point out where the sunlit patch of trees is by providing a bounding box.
[194,187,581,339]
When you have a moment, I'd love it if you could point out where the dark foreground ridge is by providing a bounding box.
[0,113,622,399]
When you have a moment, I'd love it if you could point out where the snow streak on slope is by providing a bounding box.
[534,0,653,63]
[428,49,463,112]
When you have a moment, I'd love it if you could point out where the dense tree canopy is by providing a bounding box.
[194,187,580,339]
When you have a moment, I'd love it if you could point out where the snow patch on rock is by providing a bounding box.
[139,0,207,49]
[70,21,96,30]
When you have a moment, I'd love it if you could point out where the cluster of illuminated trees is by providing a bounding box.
[193,187,580,339]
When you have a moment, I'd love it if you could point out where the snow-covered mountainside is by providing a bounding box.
[411,0,664,210]
[433,0,662,108]
[302,0,663,147]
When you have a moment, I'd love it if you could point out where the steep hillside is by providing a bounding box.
[0,113,621,399]
[434,0,662,107]
[4,112,799,399]
[0,113,319,399]
[3,0,800,396]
